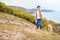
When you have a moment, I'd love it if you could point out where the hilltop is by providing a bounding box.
[0,12,60,40]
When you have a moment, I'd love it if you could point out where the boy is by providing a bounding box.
[35,5,42,29]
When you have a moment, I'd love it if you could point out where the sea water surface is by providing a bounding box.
[32,12,60,23]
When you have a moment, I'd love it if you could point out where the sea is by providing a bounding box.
[32,12,60,23]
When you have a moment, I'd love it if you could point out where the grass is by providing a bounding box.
[0,12,60,40]
[22,30,60,40]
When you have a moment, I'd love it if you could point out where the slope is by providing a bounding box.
[0,12,60,40]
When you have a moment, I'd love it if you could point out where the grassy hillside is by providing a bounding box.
[54,24,60,34]
[0,2,35,23]
[0,2,60,40]
[0,2,60,33]
[0,12,60,40]
[0,2,50,29]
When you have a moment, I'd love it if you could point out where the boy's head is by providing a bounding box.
[37,5,40,10]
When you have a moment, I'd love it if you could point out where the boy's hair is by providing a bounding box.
[37,5,40,8]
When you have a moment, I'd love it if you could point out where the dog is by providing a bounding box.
[48,24,53,33]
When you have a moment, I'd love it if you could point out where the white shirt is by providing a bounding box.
[36,10,40,19]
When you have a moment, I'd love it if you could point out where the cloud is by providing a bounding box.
[0,0,12,5]
[40,0,60,11]
[11,0,38,8]
[0,0,60,10]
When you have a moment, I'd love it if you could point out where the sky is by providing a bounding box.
[0,0,60,11]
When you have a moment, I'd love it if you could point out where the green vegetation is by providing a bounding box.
[42,18,49,29]
[0,2,50,29]
[0,2,35,23]
[54,24,60,34]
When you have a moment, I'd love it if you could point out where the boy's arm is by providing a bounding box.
[35,11,37,19]
[40,10,42,19]
[35,11,37,22]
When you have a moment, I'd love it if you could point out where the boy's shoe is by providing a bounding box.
[35,28,38,32]
[35,28,38,29]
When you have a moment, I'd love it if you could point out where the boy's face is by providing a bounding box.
[37,7,40,10]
